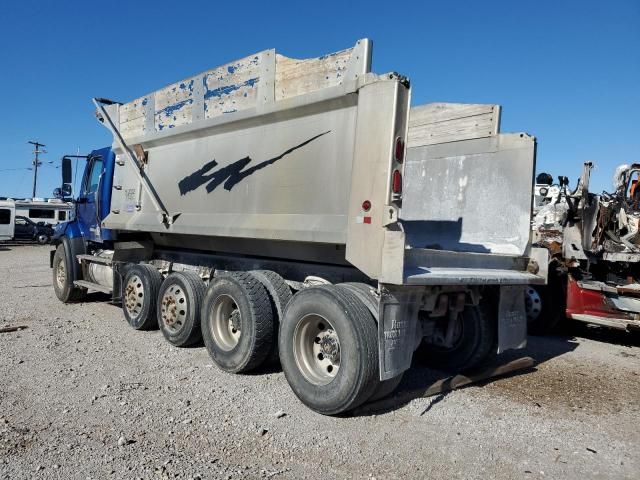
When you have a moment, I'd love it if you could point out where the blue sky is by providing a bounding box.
[0,0,638,198]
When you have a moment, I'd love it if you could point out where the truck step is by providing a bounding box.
[74,280,113,294]
[76,254,113,266]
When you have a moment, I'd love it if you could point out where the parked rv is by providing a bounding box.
[15,199,73,226]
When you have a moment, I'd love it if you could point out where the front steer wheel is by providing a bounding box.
[279,285,379,415]
[52,244,86,303]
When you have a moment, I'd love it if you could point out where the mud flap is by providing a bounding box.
[377,286,422,380]
[497,285,527,353]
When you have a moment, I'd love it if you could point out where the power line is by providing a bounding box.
[27,140,46,198]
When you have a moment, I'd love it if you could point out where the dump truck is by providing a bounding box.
[530,162,640,334]
[50,39,546,415]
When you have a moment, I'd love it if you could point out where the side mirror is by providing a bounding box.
[62,157,72,185]
[62,184,72,197]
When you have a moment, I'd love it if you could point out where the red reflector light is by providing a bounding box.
[395,137,405,163]
[362,200,371,211]
[392,170,402,194]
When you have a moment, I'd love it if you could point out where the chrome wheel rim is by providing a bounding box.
[160,284,187,332]
[293,314,340,386]
[210,294,241,351]
[124,275,144,319]
[55,260,66,290]
[525,287,542,321]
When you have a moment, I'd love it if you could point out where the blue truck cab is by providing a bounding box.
[50,147,117,300]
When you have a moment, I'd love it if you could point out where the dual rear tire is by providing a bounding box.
[279,285,380,415]
[200,272,274,373]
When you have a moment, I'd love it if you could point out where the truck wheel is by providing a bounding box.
[336,283,404,402]
[52,244,86,303]
[201,272,274,373]
[279,285,379,415]
[249,270,292,364]
[122,264,162,330]
[158,271,205,347]
[526,284,565,335]
[37,233,50,245]
[419,305,495,371]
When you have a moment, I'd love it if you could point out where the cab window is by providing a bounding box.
[84,157,104,194]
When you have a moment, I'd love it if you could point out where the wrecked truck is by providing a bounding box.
[530,162,640,333]
[49,39,545,415]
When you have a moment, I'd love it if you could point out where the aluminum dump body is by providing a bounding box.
[98,40,545,286]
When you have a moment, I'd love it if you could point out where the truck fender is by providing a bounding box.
[51,236,87,284]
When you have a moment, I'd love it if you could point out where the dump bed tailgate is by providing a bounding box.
[401,132,535,256]
[393,103,544,286]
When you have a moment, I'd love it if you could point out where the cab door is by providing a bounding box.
[76,155,104,243]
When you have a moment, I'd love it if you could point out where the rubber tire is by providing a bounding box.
[249,270,292,365]
[37,234,50,245]
[122,264,162,331]
[52,244,86,303]
[201,272,274,373]
[336,283,405,402]
[419,305,495,372]
[279,285,379,415]
[157,271,206,347]
[527,279,566,335]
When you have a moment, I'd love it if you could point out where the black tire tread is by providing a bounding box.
[203,272,274,373]
[336,283,406,403]
[52,244,86,303]
[234,272,273,372]
[249,270,292,363]
[328,286,380,411]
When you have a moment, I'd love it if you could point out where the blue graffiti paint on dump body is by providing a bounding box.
[158,98,193,118]
[203,77,258,100]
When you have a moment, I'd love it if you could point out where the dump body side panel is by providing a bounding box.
[105,94,359,244]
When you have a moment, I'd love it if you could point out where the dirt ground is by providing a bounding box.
[0,245,638,479]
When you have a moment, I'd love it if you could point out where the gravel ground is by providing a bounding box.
[0,245,638,479]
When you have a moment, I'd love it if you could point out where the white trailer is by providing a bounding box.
[0,200,15,241]
[51,39,546,415]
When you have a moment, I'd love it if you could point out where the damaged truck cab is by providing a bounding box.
[532,162,640,332]
[51,39,546,415]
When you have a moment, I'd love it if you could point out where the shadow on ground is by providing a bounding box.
[353,333,580,416]
[563,320,640,347]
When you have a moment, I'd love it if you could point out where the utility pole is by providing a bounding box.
[28,141,46,199]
